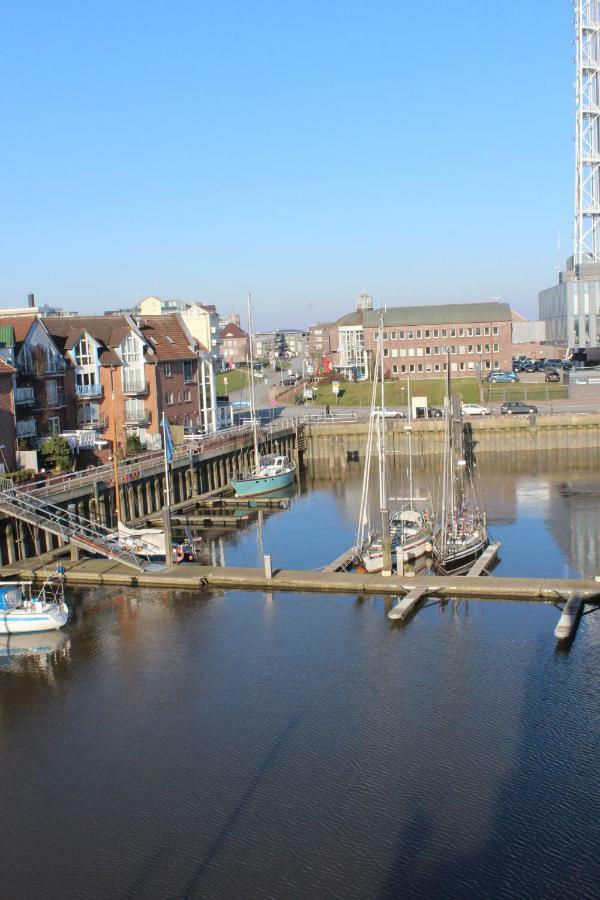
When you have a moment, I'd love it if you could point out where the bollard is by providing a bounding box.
[264,554,273,579]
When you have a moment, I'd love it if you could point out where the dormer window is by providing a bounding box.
[122,336,140,363]
[75,336,93,366]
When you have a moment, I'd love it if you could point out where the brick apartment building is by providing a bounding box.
[0,358,16,471]
[219,322,249,366]
[310,301,515,380]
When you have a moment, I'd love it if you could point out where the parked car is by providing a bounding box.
[373,408,406,418]
[512,361,524,373]
[523,363,537,372]
[461,403,491,416]
[500,401,538,415]
[282,377,297,386]
[561,360,572,370]
[488,371,519,383]
[534,360,546,371]
[543,358,562,370]
[544,369,561,383]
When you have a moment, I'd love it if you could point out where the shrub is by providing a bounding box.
[39,434,72,471]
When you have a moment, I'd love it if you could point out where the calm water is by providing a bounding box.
[2,458,600,899]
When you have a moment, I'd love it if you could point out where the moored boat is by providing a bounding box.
[0,574,68,635]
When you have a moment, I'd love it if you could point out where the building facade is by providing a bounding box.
[220,322,249,366]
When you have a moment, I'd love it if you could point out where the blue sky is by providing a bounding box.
[0,1,574,329]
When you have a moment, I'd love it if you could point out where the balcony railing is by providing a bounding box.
[46,390,67,408]
[15,387,35,405]
[16,419,36,437]
[75,383,103,399]
[77,416,108,431]
[124,409,151,426]
[122,376,148,395]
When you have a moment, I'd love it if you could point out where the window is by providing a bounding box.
[75,336,93,366]
[399,331,404,339]
[383,332,388,340]
[434,363,440,372]
[459,328,465,337]
[416,347,423,356]
[184,388,192,402]
[484,344,490,353]
[391,332,396,340]
[122,336,140,363]
[391,348,398,357]
[468,344,473,353]
[166,391,174,405]
[485,360,491,369]
[425,330,430,338]
[48,416,60,434]
[450,345,457,354]
[476,344,482,353]
[383,348,389,357]
[459,345,465,355]
[164,363,172,377]
[407,330,413,339]
[494,360,500,369]
[434,346,440,355]
[492,326,499,335]
[459,362,465,371]
[468,361,475,370]
[441,329,447,338]
[475,327,481,336]
[450,328,456,337]
[425,346,431,355]
[416,330,422,338]
[484,326,490,335]
[417,363,423,372]
[392,364,398,374]
[425,364,432,372]
[493,343,499,352]
[433,329,439,338]
[409,364,415,373]
[467,327,473,337]
[400,348,407,357]
[451,363,458,372]
[184,360,194,382]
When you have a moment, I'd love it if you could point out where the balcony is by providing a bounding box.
[75,383,103,399]
[14,386,35,405]
[46,390,67,408]
[16,419,36,437]
[77,416,108,432]
[124,409,151,426]
[122,376,148,395]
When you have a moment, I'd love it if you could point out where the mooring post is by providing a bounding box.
[163,506,173,567]
[381,507,392,577]
[263,554,273,579]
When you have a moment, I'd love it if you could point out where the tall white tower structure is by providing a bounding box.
[574,1,600,263]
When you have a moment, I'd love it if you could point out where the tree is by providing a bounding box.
[39,434,72,471]
[125,434,143,456]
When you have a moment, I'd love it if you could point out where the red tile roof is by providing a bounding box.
[44,315,140,367]
[136,315,205,360]
[0,357,16,374]
[220,322,247,339]
[0,316,37,344]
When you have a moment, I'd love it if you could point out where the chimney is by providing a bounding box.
[27,293,35,308]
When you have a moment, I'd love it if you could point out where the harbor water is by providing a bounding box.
[1,457,600,899]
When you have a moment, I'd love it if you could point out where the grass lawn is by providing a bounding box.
[216,368,259,393]
[312,377,482,406]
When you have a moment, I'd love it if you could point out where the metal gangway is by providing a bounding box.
[0,478,155,571]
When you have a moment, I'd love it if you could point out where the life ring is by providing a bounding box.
[175,546,185,564]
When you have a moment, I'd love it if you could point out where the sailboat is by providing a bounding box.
[356,317,432,575]
[231,295,296,497]
[0,572,68,635]
[432,359,489,574]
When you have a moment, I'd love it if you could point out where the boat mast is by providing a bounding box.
[440,351,452,556]
[406,375,413,510]
[247,293,261,471]
[377,312,392,575]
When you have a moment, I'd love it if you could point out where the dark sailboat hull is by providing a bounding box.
[433,535,489,575]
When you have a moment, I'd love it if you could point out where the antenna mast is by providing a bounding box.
[574,1,600,264]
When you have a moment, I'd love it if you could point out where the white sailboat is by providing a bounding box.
[0,573,68,635]
[231,294,296,497]
[356,317,432,574]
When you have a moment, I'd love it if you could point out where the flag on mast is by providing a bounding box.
[162,412,173,462]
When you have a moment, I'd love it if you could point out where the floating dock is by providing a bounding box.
[2,554,600,606]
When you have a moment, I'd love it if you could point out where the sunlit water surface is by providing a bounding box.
[1,458,600,899]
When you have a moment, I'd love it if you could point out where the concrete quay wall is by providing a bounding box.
[304,413,600,468]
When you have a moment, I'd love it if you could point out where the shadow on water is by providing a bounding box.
[376,636,600,900]
[177,714,301,900]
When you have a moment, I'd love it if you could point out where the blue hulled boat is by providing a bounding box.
[231,454,296,497]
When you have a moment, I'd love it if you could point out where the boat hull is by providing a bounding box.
[231,467,295,498]
[0,603,69,635]
[361,535,432,574]
[433,537,489,575]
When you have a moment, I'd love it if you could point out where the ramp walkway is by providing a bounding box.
[0,479,151,571]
